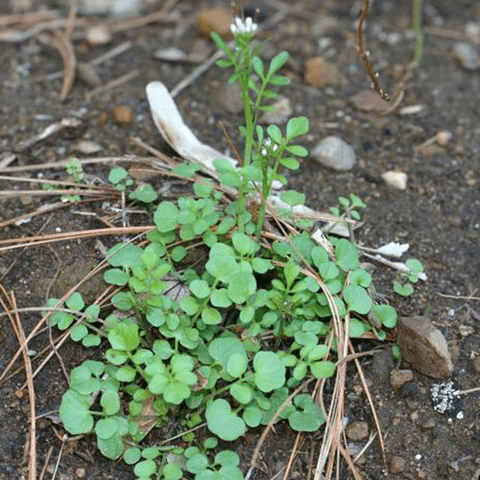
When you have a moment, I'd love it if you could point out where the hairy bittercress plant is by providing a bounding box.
[49,14,417,480]
[211,22,308,237]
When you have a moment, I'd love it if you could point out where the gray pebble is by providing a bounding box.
[311,136,356,170]
[454,42,480,70]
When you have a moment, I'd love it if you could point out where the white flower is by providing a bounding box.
[230,16,258,36]
[261,148,267,156]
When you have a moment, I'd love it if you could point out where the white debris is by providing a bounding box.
[376,242,409,258]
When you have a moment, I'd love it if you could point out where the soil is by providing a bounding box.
[1,1,480,479]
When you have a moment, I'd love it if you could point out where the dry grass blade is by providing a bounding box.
[86,69,140,100]
[349,342,387,465]
[0,9,60,27]
[0,225,154,251]
[0,287,37,480]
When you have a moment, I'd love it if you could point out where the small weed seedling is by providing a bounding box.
[42,156,84,202]
[50,14,420,480]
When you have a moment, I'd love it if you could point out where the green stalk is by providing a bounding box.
[410,0,423,69]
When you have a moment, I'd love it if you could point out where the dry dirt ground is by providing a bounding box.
[1,0,480,479]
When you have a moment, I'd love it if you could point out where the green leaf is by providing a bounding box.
[215,450,240,467]
[286,116,309,142]
[129,184,158,203]
[279,190,305,207]
[284,261,300,288]
[231,231,258,256]
[206,243,238,282]
[210,289,232,308]
[124,447,142,465]
[209,338,247,370]
[107,243,143,268]
[66,292,84,311]
[108,322,139,351]
[206,399,246,441]
[267,124,282,144]
[318,261,339,281]
[243,406,262,427]
[280,157,300,170]
[103,268,129,286]
[349,318,367,337]
[226,353,248,378]
[210,31,232,57]
[343,285,372,314]
[173,162,202,177]
[154,201,179,232]
[371,304,398,328]
[134,459,157,478]
[350,269,372,288]
[116,365,136,383]
[70,324,88,342]
[335,239,360,271]
[310,361,335,379]
[101,390,121,415]
[230,383,252,404]
[393,280,414,296]
[227,271,256,304]
[59,390,93,434]
[288,395,324,432]
[251,258,272,274]
[268,51,289,76]
[350,193,366,209]
[269,75,290,86]
[286,144,308,157]
[109,167,129,184]
[190,279,211,299]
[186,453,209,474]
[252,55,265,79]
[406,258,423,273]
[202,307,222,325]
[163,463,183,480]
[253,352,286,392]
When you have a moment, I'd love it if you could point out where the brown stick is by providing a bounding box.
[357,0,389,101]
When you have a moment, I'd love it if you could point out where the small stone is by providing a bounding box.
[86,25,112,46]
[75,468,86,478]
[382,171,407,190]
[304,57,339,88]
[345,421,369,441]
[197,9,232,39]
[436,130,452,145]
[349,89,390,112]
[110,105,134,125]
[397,316,453,378]
[389,455,406,474]
[72,140,103,155]
[453,42,480,70]
[420,418,436,429]
[260,96,293,125]
[312,136,356,171]
[390,369,414,390]
[213,82,243,114]
[109,0,142,17]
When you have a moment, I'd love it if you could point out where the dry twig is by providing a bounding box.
[357,0,389,101]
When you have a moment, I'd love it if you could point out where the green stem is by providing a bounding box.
[410,0,423,69]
